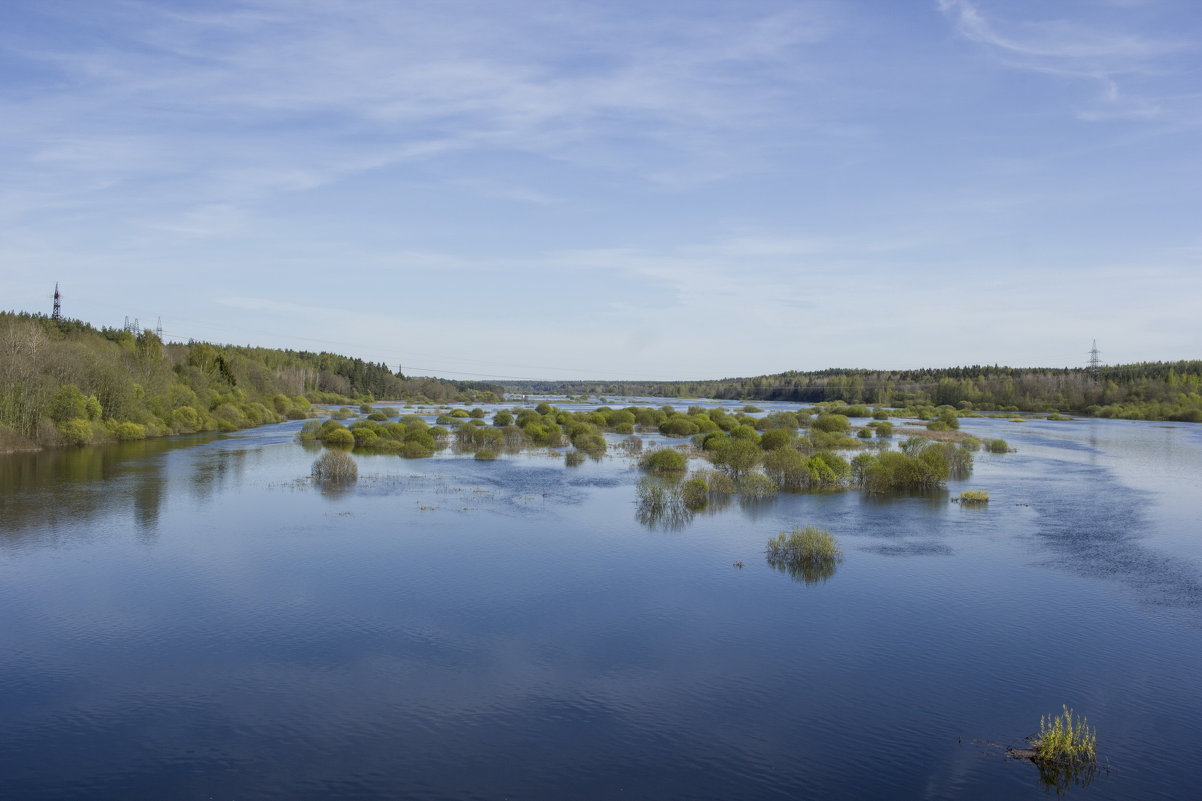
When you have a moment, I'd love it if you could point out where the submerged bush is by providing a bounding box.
[765,526,843,584]
[312,450,358,483]
[957,490,989,504]
[474,449,499,461]
[738,472,778,499]
[640,447,687,473]
[1034,706,1097,766]
[985,438,1010,453]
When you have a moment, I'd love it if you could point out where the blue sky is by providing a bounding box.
[2,0,1199,380]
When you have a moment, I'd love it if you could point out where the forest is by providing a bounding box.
[508,363,1202,423]
[0,312,500,450]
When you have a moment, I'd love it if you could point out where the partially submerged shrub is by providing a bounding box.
[640,447,687,473]
[985,438,1010,453]
[474,449,499,461]
[312,450,358,483]
[564,450,586,467]
[765,526,843,584]
[738,472,778,499]
[1034,706,1097,766]
[957,490,989,504]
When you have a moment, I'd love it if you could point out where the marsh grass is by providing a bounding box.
[1035,706,1097,766]
[957,490,989,504]
[765,526,843,584]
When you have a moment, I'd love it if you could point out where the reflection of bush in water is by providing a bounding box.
[765,527,843,585]
[635,477,693,530]
[565,450,586,467]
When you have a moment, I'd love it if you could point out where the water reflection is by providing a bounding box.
[1033,758,1097,796]
[765,553,840,585]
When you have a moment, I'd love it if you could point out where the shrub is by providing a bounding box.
[711,438,761,479]
[679,477,710,510]
[312,449,358,483]
[1034,706,1096,766]
[738,472,778,499]
[493,411,514,427]
[759,428,794,451]
[640,447,687,473]
[474,449,499,461]
[564,450,585,467]
[112,422,147,441]
[813,413,850,433]
[659,417,699,437]
[985,438,1010,453]
[875,421,894,438]
[957,490,990,504]
[322,427,355,447]
[765,526,843,584]
[299,420,322,440]
[58,418,93,446]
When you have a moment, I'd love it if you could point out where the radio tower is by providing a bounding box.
[52,283,62,321]
[1088,340,1101,379]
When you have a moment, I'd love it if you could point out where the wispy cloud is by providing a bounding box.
[0,0,839,229]
[937,0,1191,121]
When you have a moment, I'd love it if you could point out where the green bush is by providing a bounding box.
[958,490,989,504]
[738,472,778,499]
[322,426,355,447]
[765,526,843,584]
[312,449,358,483]
[813,413,850,433]
[986,438,1010,453]
[679,477,710,510]
[1034,706,1097,766]
[474,448,499,460]
[640,447,687,473]
[58,418,93,446]
[112,421,147,441]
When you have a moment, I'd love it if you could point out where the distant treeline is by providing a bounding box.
[0,312,501,450]
[507,363,1202,423]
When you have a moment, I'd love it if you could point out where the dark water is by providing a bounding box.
[2,403,1201,800]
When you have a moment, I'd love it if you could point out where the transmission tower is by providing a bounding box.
[1088,340,1101,379]
[155,317,163,340]
[52,283,62,321]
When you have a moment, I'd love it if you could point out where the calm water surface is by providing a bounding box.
[2,402,1201,799]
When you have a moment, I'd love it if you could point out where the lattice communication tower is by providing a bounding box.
[52,283,62,321]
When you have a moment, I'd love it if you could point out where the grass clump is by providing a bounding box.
[957,490,990,504]
[765,526,842,585]
[767,526,842,563]
[985,438,1010,453]
[312,450,358,484]
[1034,706,1097,766]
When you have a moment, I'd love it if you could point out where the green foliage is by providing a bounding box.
[640,447,687,473]
[493,410,514,427]
[957,490,989,503]
[1034,706,1097,765]
[985,438,1010,453]
[312,450,358,483]
[679,477,710,510]
[474,448,499,460]
[710,437,761,478]
[765,526,843,584]
[322,426,355,447]
[738,472,778,499]
[812,413,851,433]
[57,418,93,446]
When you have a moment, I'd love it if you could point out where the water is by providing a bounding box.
[2,405,1201,799]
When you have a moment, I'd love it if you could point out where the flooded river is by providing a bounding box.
[2,401,1201,799]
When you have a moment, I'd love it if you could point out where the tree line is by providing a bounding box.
[507,362,1202,423]
[0,311,501,450]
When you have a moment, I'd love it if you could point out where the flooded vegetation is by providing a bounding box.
[2,396,1202,799]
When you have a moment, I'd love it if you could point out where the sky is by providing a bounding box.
[2,0,1199,381]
